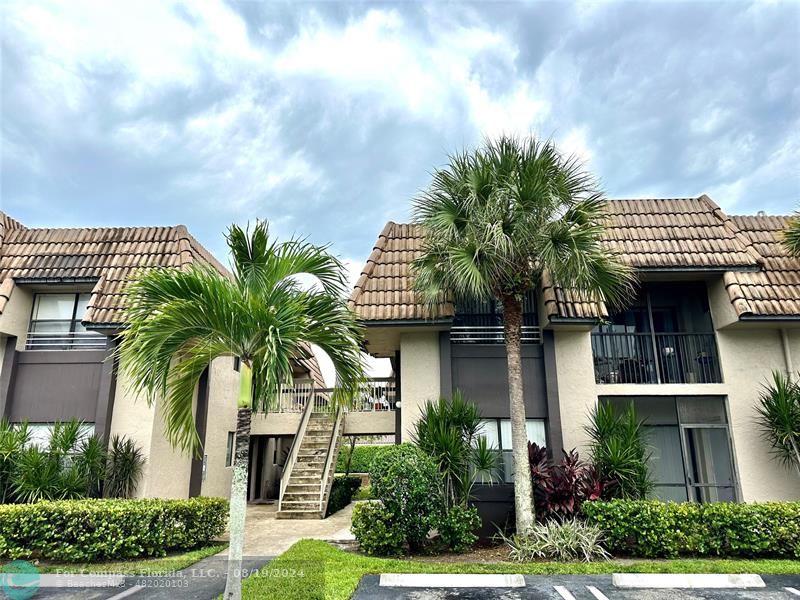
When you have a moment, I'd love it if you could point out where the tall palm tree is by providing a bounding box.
[412,136,635,533]
[783,213,800,257]
[118,222,365,600]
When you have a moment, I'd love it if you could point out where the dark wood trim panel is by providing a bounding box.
[189,367,211,497]
[0,337,18,419]
[542,329,564,456]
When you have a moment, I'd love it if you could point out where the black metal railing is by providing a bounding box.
[591,332,722,384]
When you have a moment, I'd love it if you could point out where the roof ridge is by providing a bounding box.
[348,221,395,307]
[698,194,764,266]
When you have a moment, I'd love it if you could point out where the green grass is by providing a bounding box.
[36,543,227,575]
[242,539,800,600]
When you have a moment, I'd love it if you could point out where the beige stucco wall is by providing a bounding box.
[344,411,396,435]
[110,369,196,499]
[716,328,800,501]
[0,285,33,350]
[201,356,240,498]
[553,323,800,502]
[399,331,440,441]
[553,329,597,455]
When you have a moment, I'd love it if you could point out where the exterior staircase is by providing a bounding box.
[276,409,344,519]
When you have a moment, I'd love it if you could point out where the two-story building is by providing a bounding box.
[0,212,338,507]
[349,195,800,517]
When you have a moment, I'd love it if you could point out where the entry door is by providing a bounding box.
[680,425,737,502]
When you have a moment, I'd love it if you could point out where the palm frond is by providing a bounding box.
[783,214,800,258]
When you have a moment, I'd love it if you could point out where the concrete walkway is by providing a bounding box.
[217,502,356,557]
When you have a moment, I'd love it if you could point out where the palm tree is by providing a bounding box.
[118,222,365,600]
[756,371,800,478]
[411,136,635,533]
[783,213,800,257]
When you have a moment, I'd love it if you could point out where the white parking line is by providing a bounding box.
[785,587,800,596]
[106,585,144,600]
[586,585,610,600]
[613,573,765,588]
[554,585,577,600]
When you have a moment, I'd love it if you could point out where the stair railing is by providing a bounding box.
[319,407,344,514]
[278,387,315,512]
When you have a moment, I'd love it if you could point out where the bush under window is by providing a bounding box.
[583,500,800,558]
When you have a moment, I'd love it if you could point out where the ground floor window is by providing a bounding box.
[478,418,546,483]
[602,396,738,502]
[25,422,95,449]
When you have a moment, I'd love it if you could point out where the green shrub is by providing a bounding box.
[326,476,361,517]
[351,501,405,556]
[369,444,442,552]
[0,497,228,562]
[353,485,372,501]
[335,445,390,473]
[586,402,652,499]
[437,505,481,553]
[504,519,610,562]
[583,500,800,558]
[105,435,146,499]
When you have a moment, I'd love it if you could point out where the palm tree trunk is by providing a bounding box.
[223,365,253,600]
[501,294,536,534]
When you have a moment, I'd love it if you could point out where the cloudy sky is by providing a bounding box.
[2,0,799,281]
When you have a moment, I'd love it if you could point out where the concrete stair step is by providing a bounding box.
[286,484,319,493]
[276,510,322,520]
[284,492,319,500]
[280,501,320,511]
[290,476,322,484]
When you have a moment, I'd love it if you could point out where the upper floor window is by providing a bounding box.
[592,283,722,384]
[27,293,106,350]
[451,289,541,344]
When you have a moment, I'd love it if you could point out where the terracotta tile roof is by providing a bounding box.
[348,222,452,321]
[725,215,800,318]
[351,196,799,323]
[0,212,229,326]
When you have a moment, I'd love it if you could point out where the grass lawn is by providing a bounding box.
[241,539,800,600]
[36,543,227,575]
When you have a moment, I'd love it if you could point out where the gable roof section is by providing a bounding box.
[0,213,229,326]
[351,196,798,323]
[348,222,452,321]
[725,215,800,318]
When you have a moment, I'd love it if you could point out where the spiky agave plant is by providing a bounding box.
[105,435,145,498]
[412,135,635,532]
[117,221,365,600]
[755,371,800,477]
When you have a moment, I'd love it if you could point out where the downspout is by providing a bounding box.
[780,329,793,378]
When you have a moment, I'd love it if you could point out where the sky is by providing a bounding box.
[2,0,799,289]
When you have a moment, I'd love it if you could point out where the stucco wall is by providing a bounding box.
[201,356,239,498]
[399,331,440,441]
[0,285,33,350]
[553,330,597,455]
[553,325,800,502]
[110,370,195,499]
[716,328,800,501]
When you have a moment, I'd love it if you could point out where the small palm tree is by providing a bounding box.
[783,213,800,257]
[118,222,365,600]
[412,136,634,533]
[756,371,800,478]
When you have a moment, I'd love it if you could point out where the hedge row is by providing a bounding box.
[583,500,800,559]
[335,445,391,474]
[0,497,228,562]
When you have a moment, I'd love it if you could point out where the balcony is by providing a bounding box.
[25,331,108,351]
[275,378,396,413]
[450,325,542,345]
[592,332,722,384]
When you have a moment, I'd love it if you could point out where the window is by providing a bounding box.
[225,432,235,467]
[233,356,241,372]
[28,293,105,350]
[26,423,95,450]
[478,418,546,483]
[602,396,738,502]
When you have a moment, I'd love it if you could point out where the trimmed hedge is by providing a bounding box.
[0,497,228,562]
[583,500,800,559]
[336,445,391,474]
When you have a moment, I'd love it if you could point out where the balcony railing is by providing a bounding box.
[275,378,396,413]
[25,331,108,351]
[450,325,542,345]
[592,332,722,384]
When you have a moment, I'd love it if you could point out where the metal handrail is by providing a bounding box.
[319,407,344,513]
[277,387,314,512]
[450,325,542,344]
[25,331,107,350]
[591,331,722,384]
